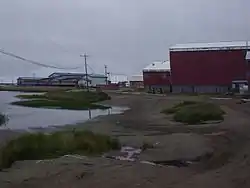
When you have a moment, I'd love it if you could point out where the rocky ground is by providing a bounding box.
[1,93,250,188]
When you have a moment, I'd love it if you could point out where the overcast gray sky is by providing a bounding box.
[0,0,249,82]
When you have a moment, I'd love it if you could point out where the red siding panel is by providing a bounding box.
[143,71,171,85]
[170,50,247,85]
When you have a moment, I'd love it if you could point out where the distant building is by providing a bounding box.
[129,75,144,89]
[118,81,128,88]
[110,75,128,84]
[17,72,107,87]
[77,74,107,88]
[143,61,171,93]
[170,41,250,93]
[17,77,47,86]
[46,72,85,87]
[48,72,85,78]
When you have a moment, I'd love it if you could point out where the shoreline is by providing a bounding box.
[0,105,128,142]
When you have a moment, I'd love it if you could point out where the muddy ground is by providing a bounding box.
[1,93,250,188]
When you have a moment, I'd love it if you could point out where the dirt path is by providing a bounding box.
[1,93,250,188]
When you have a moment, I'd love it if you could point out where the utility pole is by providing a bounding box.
[246,41,250,93]
[104,65,108,85]
[80,53,89,92]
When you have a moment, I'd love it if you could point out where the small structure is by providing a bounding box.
[118,81,128,88]
[143,61,171,93]
[232,80,248,93]
[77,74,107,88]
[129,75,144,89]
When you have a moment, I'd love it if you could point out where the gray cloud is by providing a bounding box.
[0,0,249,81]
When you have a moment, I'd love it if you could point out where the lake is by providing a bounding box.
[0,91,127,130]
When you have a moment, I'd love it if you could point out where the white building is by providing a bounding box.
[129,75,144,88]
[78,74,107,87]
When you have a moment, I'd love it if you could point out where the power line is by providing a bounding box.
[87,64,95,74]
[0,48,81,70]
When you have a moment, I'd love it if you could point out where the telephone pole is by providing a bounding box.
[80,53,89,92]
[104,65,108,85]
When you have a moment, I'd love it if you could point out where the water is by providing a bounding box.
[0,91,127,130]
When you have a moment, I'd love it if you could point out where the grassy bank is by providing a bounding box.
[12,90,111,110]
[0,113,7,126]
[162,101,225,124]
[0,130,120,169]
[0,85,73,93]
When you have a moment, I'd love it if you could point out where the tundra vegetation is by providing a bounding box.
[12,90,111,110]
[162,101,225,124]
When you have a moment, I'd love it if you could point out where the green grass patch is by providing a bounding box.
[0,130,120,169]
[161,101,199,114]
[0,113,7,126]
[12,91,111,110]
[162,101,225,124]
[16,94,46,99]
[11,100,109,110]
[0,86,73,93]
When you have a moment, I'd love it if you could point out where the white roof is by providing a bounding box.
[170,41,250,52]
[129,75,143,82]
[246,51,250,60]
[143,61,171,72]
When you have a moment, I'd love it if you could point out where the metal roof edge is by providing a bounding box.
[143,61,171,71]
[170,46,250,52]
[143,69,170,72]
[170,41,250,52]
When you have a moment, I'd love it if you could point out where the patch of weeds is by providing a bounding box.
[0,113,8,126]
[162,101,225,124]
[12,91,111,110]
[161,101,199,114]
[11,100,109,110]
[16,94,46,100]
[0,86,72,92]
[174,103,224,124]
[0,130,120,169]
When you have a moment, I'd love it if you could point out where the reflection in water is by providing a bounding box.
[0,91,128,130]
[88,109,92,119]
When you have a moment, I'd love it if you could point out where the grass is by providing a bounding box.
[12,90,111,110]
[0,113,7,126]
[162,101,225,124]
[0,130,120,169]
[0,85,73,93]
[161,101,198,114]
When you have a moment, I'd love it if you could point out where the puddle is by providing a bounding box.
[0,91,128,130]
[104,146,142,162]
[103,146,208,168]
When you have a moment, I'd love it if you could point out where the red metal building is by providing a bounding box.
[143,61,171,93]
[170,41,250,93]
